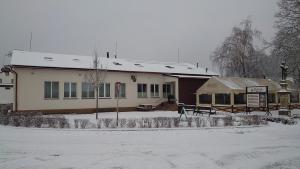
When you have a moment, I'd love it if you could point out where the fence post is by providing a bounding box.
[231,105,234,113]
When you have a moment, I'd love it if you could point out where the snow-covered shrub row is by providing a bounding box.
[262,116,297,125]
[0,114,70,128]
[93,115,267,129]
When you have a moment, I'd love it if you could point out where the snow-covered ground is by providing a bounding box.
[1,112,300,169]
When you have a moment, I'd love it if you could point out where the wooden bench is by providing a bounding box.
[136,104,156,111]
[193,106,216,117]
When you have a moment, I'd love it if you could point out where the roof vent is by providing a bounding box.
[72,59,80,62]
[113,62,122,66]
[165,65,174,69]
[44,57,53,61]
[134,63,143,67]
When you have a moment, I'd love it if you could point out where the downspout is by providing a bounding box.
[11,69,18,112]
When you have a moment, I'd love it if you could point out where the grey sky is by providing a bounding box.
[0,0,278,71]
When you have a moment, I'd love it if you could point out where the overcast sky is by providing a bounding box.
[0,0,278,71]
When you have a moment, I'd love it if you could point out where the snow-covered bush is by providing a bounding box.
[74,119,90,129]
[127,119,136,128]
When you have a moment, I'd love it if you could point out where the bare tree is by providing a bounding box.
[272,0,300,87]
[84,50,107,119]
[210,18,267,78]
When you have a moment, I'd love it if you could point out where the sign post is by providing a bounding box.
[246,86,271,116]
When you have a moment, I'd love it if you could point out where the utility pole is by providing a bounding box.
[29,32,32,51]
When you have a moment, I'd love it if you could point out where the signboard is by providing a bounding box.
[247,94,260,107]
[246,86,270,115]
[247,86,267,93]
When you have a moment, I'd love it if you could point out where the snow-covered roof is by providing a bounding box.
[213,77,281,91]
[8,50,218,76]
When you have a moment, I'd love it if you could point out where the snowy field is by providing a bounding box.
[1,110,300,169]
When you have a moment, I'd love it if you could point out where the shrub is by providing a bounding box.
[119,119,127,128]
[103,118,113,128]
[127,119,136,128]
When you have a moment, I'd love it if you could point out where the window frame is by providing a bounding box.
[215,93,231,105]
[115,83,126,98]
[81,82,95,99]
[64,82,77,99]
[99,83,111,98]
[44,81,59,99]
[199,94,212,104]
[150,84,159,98]
[137,83,147,98]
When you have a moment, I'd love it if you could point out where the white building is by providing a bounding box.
[4,50,218,113]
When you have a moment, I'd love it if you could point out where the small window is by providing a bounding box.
[44,57,53,61]
[137,83,147,98]
[82,82,95,98]
[290,92,299,103]
[5,87,10,90]
[187,67,193,70]
[215,93,231,105]
[64,82,77,98]
[44,81,59,99]
[0,79,2,84]
[165,65,174,69]
[113,62,122,66]
[11,79,14,84]
[99,83,110,98]
[151,84,159,97]
[199,94,212,104]
[134,63,143,67]
[234,93,246,104]
[115,83,126,98]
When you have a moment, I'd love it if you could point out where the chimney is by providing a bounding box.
[205,68,208,73]
[106,52,109,58]
[196,62,199,68]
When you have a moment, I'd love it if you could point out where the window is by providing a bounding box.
[82,82,94,98]
[44,81,59,99]
[151,84,159,97]
[0,79,2,83]
[64,82,77,98]
[137,83,147,98]
[234,93,246,104]
[215,93,230,105]
[290,92,299,103]
[199,94,212,104]
[268,93,276,103]
[115,83,126,98]
[163,84,171,98]
[99,83,110,98]
[11,79,14,84]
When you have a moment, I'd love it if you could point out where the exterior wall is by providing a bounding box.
[0,72,14,104]
[178,78,208,105]
[15,68,178,112]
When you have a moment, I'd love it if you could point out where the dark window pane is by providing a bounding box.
[88,84,94,98]
[268,93,276,103]
[71,83,77,97]
[64,83,70,98]
[234,93,246,104]
[290,92,299,103]
[99,83,104,97]
[44,81,51,98]
[199,94,212,104]
[105,83,110,97]
[52,82,59,99]
[215,93,230,105]
[82,83,88,98]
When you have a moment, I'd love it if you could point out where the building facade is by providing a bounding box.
[4,50,217,113]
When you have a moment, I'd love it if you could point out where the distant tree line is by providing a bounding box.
[211,0,300,85]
